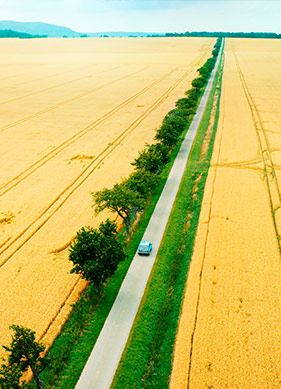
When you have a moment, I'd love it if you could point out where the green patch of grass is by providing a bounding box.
[111,53,224,388]
[27,130,190,389]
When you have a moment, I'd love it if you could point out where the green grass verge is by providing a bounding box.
[26,126,193,389]
[111,52,224,388]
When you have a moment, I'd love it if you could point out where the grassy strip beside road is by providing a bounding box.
[33,123,198,387]
[28,139,190,389]
[111,49,224,388]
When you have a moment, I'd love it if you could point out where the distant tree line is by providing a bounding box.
[0,29,47,39]
[152,31,281,39]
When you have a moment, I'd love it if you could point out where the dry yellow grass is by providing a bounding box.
[171,38,281,388]
[0,37,213,358]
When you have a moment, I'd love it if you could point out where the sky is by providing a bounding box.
[0,0,280,34]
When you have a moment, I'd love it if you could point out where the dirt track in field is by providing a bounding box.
[171,38,281,388]
[0,37,213,357]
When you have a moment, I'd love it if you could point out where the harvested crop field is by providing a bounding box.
[171,38,281,387]
[0,37,214,358]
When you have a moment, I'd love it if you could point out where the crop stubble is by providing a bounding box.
[171,39,281,387]
[0,37,213,358]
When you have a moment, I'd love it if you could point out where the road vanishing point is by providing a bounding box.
[75,43,223,389]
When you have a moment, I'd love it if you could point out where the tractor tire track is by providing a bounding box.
[0,66,181,196]
[186,47,281,387]
[0,40,213,195]
[0,63,99,90]
[0,66,150,135]
[186,53,225,387]
[0,65,196,266]
[233,50,281,252]
[0,65,122,106]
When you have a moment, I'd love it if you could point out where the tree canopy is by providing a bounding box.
[0,325,46,389]
[126,169,160,198]
[132,143,170,174]
[69,219,126,287]
[0,363,24,389]
[92,181,146,234]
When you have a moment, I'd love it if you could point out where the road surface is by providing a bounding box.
[75,44,223,389]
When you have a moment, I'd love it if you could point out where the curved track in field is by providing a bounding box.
[0,67,150,134]
[0,66,178,196]
[234,52,281,251]
[0,43,210,196]
[0,64,199,266]
[171,38,281,389]
[0,65,122,106]
[0,63,97,89]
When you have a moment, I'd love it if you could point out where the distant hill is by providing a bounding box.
[0,21,162,38]
[0,20,82,37]
[2,21,278,40]
[0,29,46,38]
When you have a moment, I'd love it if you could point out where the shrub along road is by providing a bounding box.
[75,43,223,389]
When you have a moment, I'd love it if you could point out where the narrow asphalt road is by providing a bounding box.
[75,45,223,389]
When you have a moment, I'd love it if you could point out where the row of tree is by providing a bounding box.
[0,38,222,388]
[92,37,221,232]
[161,31,281,39]
[71,37,222,286]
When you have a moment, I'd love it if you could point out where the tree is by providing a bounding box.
[197,59,214,80]
[0,363,25,389]
[1,325,46,389]
[175,98,196,113]
[126,169,160,199]
[184,87,201,107]
[165,111,187,133]
[69,219,127,287]
[132,143,170,174]
[155,111,186,147]
[155,121,177,147]
[92,182,145,235]
[191,76,205,89]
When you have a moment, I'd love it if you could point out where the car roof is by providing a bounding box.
[139,241,151,245]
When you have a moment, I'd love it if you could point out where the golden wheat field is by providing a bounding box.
[171,38,281,388]
[0,37,214,358]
